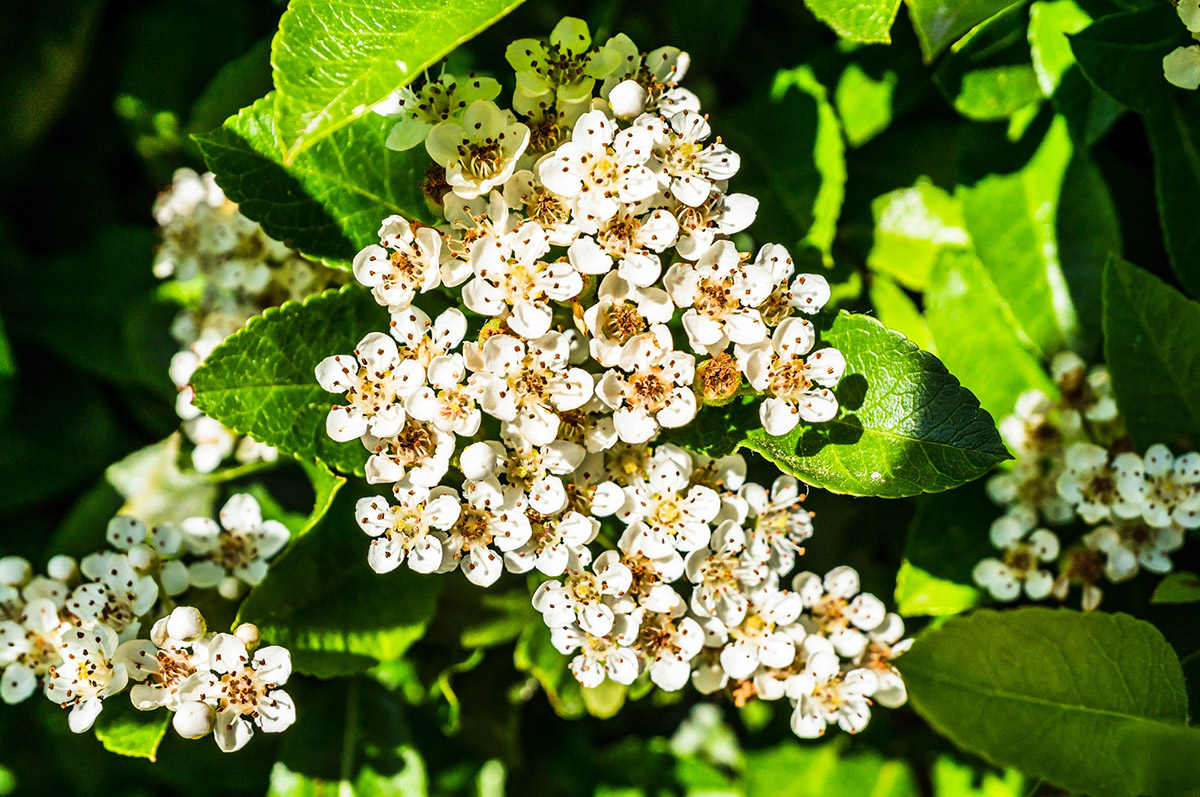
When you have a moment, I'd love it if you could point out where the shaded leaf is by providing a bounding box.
[904,0,1025,61]
[1151,572,1200,605]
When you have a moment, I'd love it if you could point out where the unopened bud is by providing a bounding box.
[46,555,78,583]
[127,544,156,573]
[218,576,243,602]
[609,79,649,119]
[173,701,215,739]
[234,622,261,651]
[167,606,206,642]
[0,557,31,587]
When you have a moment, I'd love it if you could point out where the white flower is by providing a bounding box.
[315,332,426,443]
[179,634,294,752]
[633,608,704,690]
[403,353,481,438]
[471,332,593,446]
[739,318,844,435]
[599,34,699,116]
[69,553,159,639]
[354,486,461,574]
[789,648,878,738]
[440,479,532,587]
[718,586,803,680]
[183,416,237,473]
[619,455,720,557]
[538,110,658,224]
[427,100,530,199]
[43,625,128,733]
[972,510,1061,601]
[552,618,641,688]
[740,475,813,575]
[640,111,739,207]
[532,557,633,635]
[1165,45,1200,89]
[1055,443,1144,524]
[376,71,502,151]
[506,17,616,123]
[463,221,581,337]
[1084,520,1185,583]
[597,333,697,444]
[665,240,772,355]
[672,192,758,260]
[854,613,911,709]
[584,272,673,367]
[566,206,679,282]
[0,598,63,704]
[361,420,456,486]
[502,170,578,246]
[180,493,290,590]
[115,609,211,711]
[505,509,598,576]
[594,540,686,615]
[388,305,468,367]
[353,216,444,311]
[684,521,769,626]
[462,437,585,514]
[793,566,887,659]
[1127,444,1200,528]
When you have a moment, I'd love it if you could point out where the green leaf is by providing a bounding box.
[899,607,1200,796]
[1028,0,1092,97]
[1056,155,1121,358]
[932,6,1043,123]
[867,275,935,353]
[803,0,901,44]
[1152,572,1200,604]
[1146,96,1200,300]
[1103,257,1200,451]
[744,738,919,797]
[894,560,981,618]
[580,680,627,719]
[190,285,392,477]
[959,116,1080,356]
[1068,5,1177,113]
[904,0,1025,61]
[514,623,584,719]
[931,757,1024,796]
[743,312,1011,498]
[93,700,169,761]
[187,36,273,138]
[925,251,1056,421]
[834,64,897,148]
[195,94,430,268]
[271,0,525,162]
[727,66,845,270]
[236,487,443,677]
[298,459,346,537]
[0,314,14,379]
[867,178,970,291]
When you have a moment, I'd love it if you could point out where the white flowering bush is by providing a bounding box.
[4,0,1200,793]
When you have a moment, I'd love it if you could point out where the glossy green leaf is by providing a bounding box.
[271,0,525,162]
[93,700,169,761]
[894,560,980,618]
[867,275,935,353]
[1104,257,1200,451]
[803,0,901,44]
[925,251,1056,421]
[743,312,1011,498]
[904,0,1025,61]
[959,117,1079,355]
[190,285,391,478]
[867,178,969,291]
[236,487,443,677]
[899,608,1200,796]
[835,64,897,147]
[298,459,346,537]
[195,94,430,268]
[1152,572,1200,604]
[727,66,845,270]
[933,5,1042,123]
[1056,155,1121,358]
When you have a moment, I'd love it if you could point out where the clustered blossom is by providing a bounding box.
[979,352,1199,610]
[310,19,903,743]
[1164,1,1200,89]
[156,168,344,473]
[0,494,295,750]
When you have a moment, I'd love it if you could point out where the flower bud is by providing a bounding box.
[234,622,261,651]
[609,79,648,119]
[173,701,215,739]
[167,606,206,642]
[150,616,171,648]
[218,576,243,602]
[46,555,78,583]
[127,544,156,573]
[697,353,743,405]
[0,557,31,587]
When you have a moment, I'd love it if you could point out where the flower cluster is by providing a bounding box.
[155,168,344,472]
[0,494,295,750]
[1164,1,1200,89]
[317,20,905,742]
[977,352,1199,610]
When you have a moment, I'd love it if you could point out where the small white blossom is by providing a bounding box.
[44,625,129,733]
[788,647,877,738]
[640,111,740,207]
[362,420,456,486]
[740,475,813,575]
[353,216,445,311]
[180,494,289,591]
[718,586,803,680]
[1056,443,1144,524]
[739,318,844,435]
[665,240,772,355]
[315,332,426,442]
[552,617,640,687]
[0,598,63,704]
[376,71,502,151]
[533,557,633,635]
[597,333,697,443]
[972,509,1060,601]
[584,272,673,367]
[633,607,704,690]
[69,553,159,639]
[619,454,720,557]
[354,486,461,574]
[793,566,887,659]
[440,479,532,587]
[427,100,530,199]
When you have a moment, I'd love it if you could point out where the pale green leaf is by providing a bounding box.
[1103,257,1200,451]
[899,608,1200,796]
[867,275,935,353]
[93,700,169,761]
[195,94,430,268]
[835,64,897,148]
[867,178,969,291]
[744,738,919,797]
[804,0,901,44]
[894,560,980,618]
[1028,0,1092,96]
[271,0,525,161]
[743,312,1011,498]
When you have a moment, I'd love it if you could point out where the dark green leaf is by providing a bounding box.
[187,37,273,137]
[803,0,901,44]
[904,0,1025,61]
[743,312,1011,498]
[190,285,392,478]
[932,6,1043,122]
[925,251,1056,421]
[93,699,169,761]
[899,608,1200,796]
[1151,572,1200,604]
[1069,5,1178,113]
[514,623,584,719]
[1056,155,1121,358]
[298,459,346,538]
[1103,257,1200,451]
[195,94,430,268]
[271,0,526,161]
[1146,96,1200,300]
